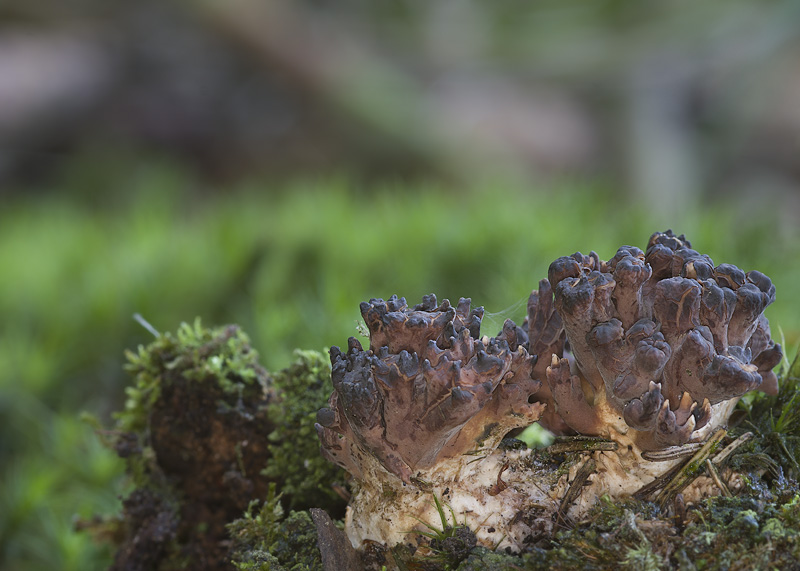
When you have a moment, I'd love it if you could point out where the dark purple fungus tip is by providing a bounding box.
[611,250,651,329]
[548,255,583,288]
[623,381,664,431]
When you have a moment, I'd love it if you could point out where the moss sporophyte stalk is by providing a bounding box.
[93,230,800,570]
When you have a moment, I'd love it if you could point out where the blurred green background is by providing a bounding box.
[2,1,800,569]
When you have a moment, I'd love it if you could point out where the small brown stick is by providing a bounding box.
[705,459,731,497]
[673,493,687,531]
[547,436,618,454]
[711,432,754,466]
[633,462,684,500]
[642,442,703,462]
[556,458,596,526]
[653,428,727,510]
[487,462,510,496]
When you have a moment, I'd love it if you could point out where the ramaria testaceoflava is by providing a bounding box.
[315,230,782,553]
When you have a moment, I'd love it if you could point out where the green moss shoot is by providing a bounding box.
[116,318,268,433]
[263,350,347,513]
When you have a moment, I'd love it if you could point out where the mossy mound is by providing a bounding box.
[97,321,344,570]
[109,320,276,570]
[228,484,324,571]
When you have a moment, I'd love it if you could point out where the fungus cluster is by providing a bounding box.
[539,230,782,450]
[316,231,782,552]
[317,295,544,484]
[316,296,552,548]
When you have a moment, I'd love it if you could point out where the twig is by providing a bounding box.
[705,459,731,497]
[546,436,618,454]
[642,442,703,462]
[133,313,160,337]
[556,458,596,527]
[711,432,753,465]
[652,428,727,510]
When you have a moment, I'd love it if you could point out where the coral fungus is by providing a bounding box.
[316,231,782,554]
[316,295,550,548]
[541,230,782,449]
[317,295,544,483]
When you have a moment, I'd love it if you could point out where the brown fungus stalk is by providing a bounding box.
[316,231,782,554]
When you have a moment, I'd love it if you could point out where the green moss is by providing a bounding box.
[621,546,662,571]
[738,352,800,478]
[263,350,347,512]
[453,547,532,570]
[540,496,663,570]
[117,318,268,433]
[229,487,323,571]
[268,511,322,570]
[534,485,800,570]
[96,319,277,570]
[232,551,285,571]
[672,493,800,568]
[519,473,800,571]
[229,484,286,553]
[780,494,800,527]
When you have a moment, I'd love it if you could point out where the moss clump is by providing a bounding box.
[117,318,269,434]
[90,321,351,570]
[102,319,276,571]
[738,353,800,478]
[263,350,348,513]
[451,547,532,570]
[228,484,323,571]
[674,494,800,570]
[108,489,180,569]
[540,496,667,571]
[369,485,800,570]
[529,468,800,570]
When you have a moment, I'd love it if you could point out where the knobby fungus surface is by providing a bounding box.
[316,230,782,554]
[542,230,781,450]
[318,295,544,483]
[316,295,551,548]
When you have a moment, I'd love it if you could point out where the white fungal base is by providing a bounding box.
[344,447,559,552]
[344,430,736,552]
